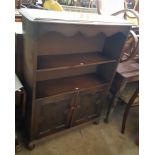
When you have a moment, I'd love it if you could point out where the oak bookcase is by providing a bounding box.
[19,8,131,148]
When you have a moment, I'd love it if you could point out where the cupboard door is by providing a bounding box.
[71,86,106,126]
[36,93,75,137]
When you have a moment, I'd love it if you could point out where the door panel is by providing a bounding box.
[36,93,75,137]
[71,86,106,126]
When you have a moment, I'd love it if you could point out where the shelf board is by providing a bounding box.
[36,74,108,99]
[37,52,116,71]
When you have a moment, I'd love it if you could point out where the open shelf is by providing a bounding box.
[36,73,108,99]
[37,52,116,71]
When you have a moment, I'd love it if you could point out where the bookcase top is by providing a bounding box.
[19,8,131,26]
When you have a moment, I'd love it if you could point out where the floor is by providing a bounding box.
[16,102,139,155]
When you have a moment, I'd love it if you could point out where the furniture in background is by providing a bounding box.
[124,0,139,25]
[120,29,139,63]
[104,59,139,134]
[121,85,138,133]
[15,9,22,22]
[103,7,139,134]
[15,74,26,152]
[135,131,139,146]
[112,8,139,63]
[19,8,131,149]
[15,0,41,22]
[15,0,21,9]
[96,0,139,63]
[15,133,21,152]
[15,0,37,8]
[15,22,23,80]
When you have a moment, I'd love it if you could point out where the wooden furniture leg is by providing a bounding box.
[104,73,127,123]
[104,95,116,123]
[121,103,131,133]
[15,133,21,152]
[121,87,139,134]
[27,143,35,150]
[135,133,139,146]
[21,88,26,118]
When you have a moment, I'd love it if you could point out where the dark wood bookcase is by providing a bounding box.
[19,8,131,147]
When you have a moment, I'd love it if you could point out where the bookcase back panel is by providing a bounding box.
[37,31,105,55]
[103,32,128,60]
[97,62,118,83]
[36,73,107,99]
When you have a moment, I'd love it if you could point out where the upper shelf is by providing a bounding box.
[37,52,116,71]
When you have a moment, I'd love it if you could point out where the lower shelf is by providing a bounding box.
[36,73,108,99]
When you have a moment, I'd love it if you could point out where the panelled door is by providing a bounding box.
[71,86,106,127]
[36,92,75,137]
